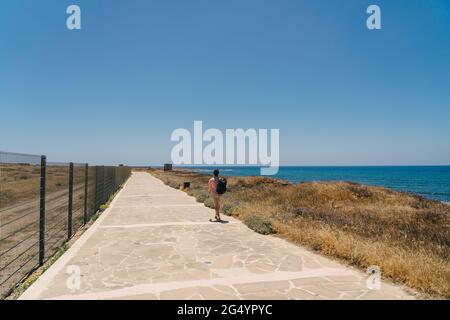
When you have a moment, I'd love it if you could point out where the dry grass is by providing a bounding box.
[150,168,450,299]
[0,164,80,209]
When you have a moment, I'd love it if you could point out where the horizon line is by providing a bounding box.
[135,164,450,168]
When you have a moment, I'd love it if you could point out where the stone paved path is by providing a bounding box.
[20,172,415,300]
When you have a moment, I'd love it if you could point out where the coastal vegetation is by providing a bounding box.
[150,168,450,299]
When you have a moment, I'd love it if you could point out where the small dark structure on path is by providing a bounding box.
[164,163,173,171]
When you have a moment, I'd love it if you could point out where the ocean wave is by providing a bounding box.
[417,191,450,196]
[190,168,234,172]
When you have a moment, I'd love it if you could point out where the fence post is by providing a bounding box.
[68,162,74,239]
[93,166,98,212]
[101,166,105,205]
[113,168,117,192]
[39,155,46,266]
[83,163,88,224]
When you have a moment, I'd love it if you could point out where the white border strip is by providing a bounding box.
[46,268,356,300]
[98,221,239,229]
[113,204,203,208]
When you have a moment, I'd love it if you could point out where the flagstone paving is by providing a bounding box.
[20,172,415,300]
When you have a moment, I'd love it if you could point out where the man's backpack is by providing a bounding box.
[216,178,227,195]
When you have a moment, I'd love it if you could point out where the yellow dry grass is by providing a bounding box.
[150,168,450,298]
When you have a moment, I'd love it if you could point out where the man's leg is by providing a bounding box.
[214,197,220,220]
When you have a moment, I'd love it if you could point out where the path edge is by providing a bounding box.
[18,176,133,300]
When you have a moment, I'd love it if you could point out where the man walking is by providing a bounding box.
[208,169,222,222]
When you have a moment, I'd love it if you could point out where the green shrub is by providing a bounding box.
[188,187,209,203]
[221,203,236,216]
[195,193,208,203]
[186,188,199,197]
[204,198,214,208]
[243,214,275,235]
[168,181,180,189]
[187,186,201,194]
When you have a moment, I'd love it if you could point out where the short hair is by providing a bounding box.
[213,169,219,177]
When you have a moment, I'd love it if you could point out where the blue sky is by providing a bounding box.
[1,0,449,165]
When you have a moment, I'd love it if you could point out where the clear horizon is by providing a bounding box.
[1,0,449,166]
[1,150,450,167]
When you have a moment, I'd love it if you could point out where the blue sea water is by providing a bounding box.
[184,166,450,202]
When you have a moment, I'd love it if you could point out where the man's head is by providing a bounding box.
[213,169,219,177]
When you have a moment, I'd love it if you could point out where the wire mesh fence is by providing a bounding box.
[0,151,131,298]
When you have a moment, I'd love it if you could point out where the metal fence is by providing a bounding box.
[0,151,131,298]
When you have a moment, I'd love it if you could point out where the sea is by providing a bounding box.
[182,166,450,203]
